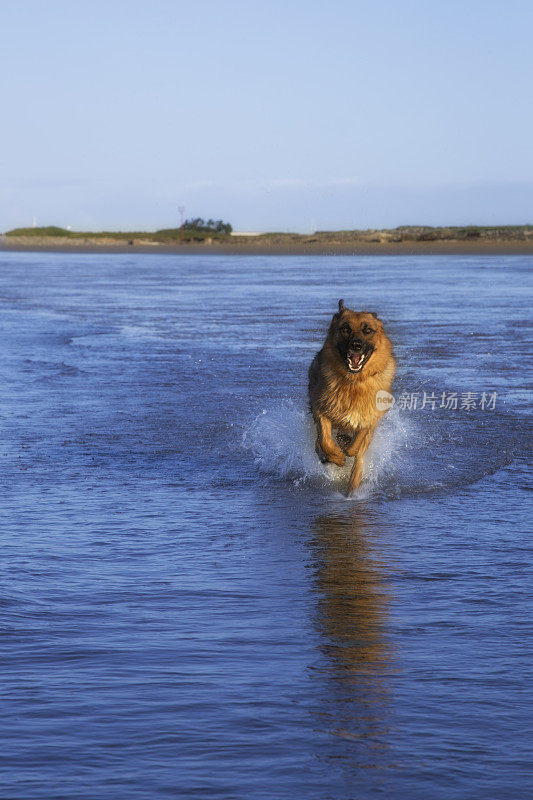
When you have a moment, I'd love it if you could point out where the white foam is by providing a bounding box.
[242,399,413,496]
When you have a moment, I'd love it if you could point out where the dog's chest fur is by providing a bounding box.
[310,349,395,433]
[321,373,379,431]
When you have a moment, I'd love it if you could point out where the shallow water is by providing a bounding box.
[0,252,531,799]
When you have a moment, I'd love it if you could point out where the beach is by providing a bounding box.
[2,234,533,256]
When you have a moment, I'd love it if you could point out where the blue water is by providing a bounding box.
[0,251,531,799]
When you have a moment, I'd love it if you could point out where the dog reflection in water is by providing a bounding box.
[310,511,396,750]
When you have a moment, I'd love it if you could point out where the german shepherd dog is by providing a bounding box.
[308,300,396,494]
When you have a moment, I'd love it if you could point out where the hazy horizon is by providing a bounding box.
[2,0,532,232]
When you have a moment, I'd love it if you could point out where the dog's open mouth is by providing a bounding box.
[346,349,372,373]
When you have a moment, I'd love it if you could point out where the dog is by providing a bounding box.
[308,299,396,494]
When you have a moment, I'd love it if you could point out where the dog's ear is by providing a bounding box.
[338,299,345,313]
[369,311,380,319]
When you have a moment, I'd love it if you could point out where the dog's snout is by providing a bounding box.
[350,338,364,352]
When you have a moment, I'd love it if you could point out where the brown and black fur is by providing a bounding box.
[308,299,396,494]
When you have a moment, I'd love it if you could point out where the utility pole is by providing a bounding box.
[178,206,185,240]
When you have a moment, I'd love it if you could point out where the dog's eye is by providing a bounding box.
[362,325,374,335]
[341,324,351,336]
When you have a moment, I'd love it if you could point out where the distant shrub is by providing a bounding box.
[182,218,232,234]
[155,219,232,240]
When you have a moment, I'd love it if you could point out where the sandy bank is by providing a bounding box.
[2,235,533,257]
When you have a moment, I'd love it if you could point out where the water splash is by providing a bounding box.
[242,398,520,498]
[242,400,413,496]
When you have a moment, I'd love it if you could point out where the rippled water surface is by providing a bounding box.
[0,252,531,799]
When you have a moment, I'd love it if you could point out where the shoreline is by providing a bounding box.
[2,238,533,256]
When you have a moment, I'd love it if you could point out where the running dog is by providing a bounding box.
[308,299,396,494]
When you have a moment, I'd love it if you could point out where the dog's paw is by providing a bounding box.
[326,449,346,468]
[316,440,346,467]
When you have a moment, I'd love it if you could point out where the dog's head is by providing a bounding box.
[327,299,391,375]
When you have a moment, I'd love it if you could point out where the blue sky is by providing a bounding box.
[1,0,532,232]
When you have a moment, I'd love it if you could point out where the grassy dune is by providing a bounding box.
[3,224,533,253]
[4,226,225,242]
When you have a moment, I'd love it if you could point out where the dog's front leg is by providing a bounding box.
[344,427,367,458]
[315,414,346,467]
[347,425,376,494]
